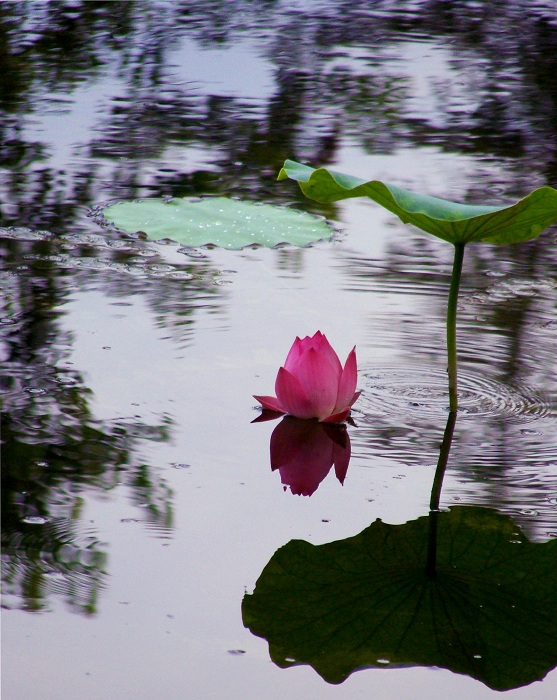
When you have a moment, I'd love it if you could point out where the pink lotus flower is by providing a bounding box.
[270,417,351,496]
[254,331,360,423]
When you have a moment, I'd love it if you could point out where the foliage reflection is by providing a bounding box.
[243,411,557,690]
[0,231,223,614]
[2,1,557,233]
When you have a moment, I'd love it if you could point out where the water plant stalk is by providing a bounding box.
[426,410,457,578]
[280,160,557,409]
[447,243,465,412]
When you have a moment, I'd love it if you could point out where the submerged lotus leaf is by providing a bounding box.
[242,506,557,691]
[278,160,557,245]
[101,196,333,249]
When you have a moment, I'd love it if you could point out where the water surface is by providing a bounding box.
[2,2,556,699]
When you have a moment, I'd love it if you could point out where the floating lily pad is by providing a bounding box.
[101,196,334,249]
[279,160,557,245]
[243,506,557,691]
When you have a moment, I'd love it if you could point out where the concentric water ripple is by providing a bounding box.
[356,365,555,424]
[350,364,556,539]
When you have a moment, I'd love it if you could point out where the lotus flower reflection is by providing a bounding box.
[270,417,351,496]
[254,331,360,423]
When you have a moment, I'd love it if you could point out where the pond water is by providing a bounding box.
[2,2,557,699]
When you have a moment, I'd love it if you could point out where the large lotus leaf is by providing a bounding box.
[101,196,333,249]
[242,506,557,691]
[278,160,557,245]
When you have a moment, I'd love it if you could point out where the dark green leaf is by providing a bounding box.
[243,506,557,690]
[279,160,557,245]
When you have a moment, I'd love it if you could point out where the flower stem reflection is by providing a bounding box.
[426,409,457,579]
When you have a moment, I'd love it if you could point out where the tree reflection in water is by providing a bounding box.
[2,1,557,233]
[0,229,221,614]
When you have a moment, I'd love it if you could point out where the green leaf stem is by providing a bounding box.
[280,160,557,410]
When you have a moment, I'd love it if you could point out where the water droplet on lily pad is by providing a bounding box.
[22,516,49,525]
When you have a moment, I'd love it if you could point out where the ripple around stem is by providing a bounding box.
[350,364,557,539]
[356,365,555,424]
